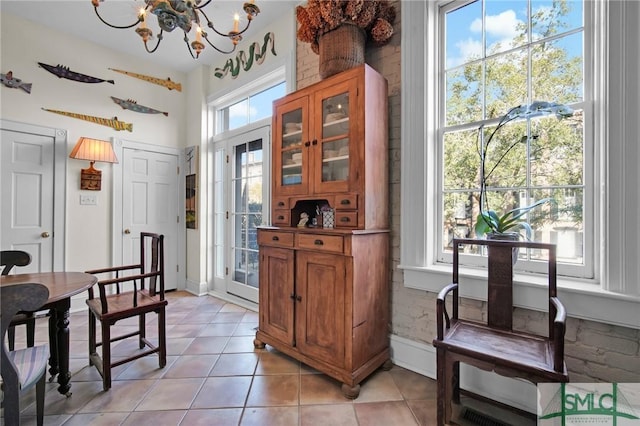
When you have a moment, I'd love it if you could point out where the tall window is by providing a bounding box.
[439,0,589,276]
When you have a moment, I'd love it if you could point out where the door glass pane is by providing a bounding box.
[232,139,262,288]
[322,138,349,182]
[281,108,303,186]
[322,93,349,139]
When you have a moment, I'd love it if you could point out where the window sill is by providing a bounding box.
[399,263,640,330]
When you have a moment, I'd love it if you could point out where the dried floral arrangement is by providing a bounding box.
[296,0,396,54]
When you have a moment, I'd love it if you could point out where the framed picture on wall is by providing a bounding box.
[185,146,198,229]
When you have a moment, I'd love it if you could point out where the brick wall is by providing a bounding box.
[294,1,639,383]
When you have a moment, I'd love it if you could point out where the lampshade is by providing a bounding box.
[69,137,118,163]
[69,137,118,191]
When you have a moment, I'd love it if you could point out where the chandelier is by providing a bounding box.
[91,0,260,58]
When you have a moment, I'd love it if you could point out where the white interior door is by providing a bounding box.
[121,147,179,290]
[0,127,58,272]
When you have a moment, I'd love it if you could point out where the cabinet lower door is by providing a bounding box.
[295,251,346,367]
[259,246,295,346]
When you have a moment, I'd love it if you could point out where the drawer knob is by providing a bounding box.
[314,239,324,245]
[278,216,284,220]
[278,201,285,207]
[272,236,280,241]
[340,199,351,205]
[340,217,350,222]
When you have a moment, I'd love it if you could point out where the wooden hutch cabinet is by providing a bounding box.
[254,64,390,398]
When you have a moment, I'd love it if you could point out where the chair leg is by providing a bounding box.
[452,360,460,404]
[101,322,112,391]
[36,372,46,426]
[139,313,146,349]
[436,348,446,426]
[26,315,36,348]
[158,308,166,368]
[8,325,16,351]
[3,378,20,426]
[88,311,96,366]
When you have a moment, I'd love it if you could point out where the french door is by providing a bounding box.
[220,126,270,303]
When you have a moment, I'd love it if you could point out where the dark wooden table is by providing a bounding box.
[0,272,97,396]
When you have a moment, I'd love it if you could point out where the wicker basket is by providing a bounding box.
[319,24,366,79]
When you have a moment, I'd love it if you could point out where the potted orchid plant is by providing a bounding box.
[474,101,574,240]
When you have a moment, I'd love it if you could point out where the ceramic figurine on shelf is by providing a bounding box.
[297,212,309,228]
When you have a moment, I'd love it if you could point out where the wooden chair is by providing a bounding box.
[432,238,569,425]
[85,232,167,391]
[1,283,50,426]
[1,250,37,351]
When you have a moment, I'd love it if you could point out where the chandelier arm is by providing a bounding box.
[93,6,141,29]
[193,0,214,10]
[143,30,164,54]
[183,32,197,59]
[198,9,237,38]
[202,34,237,54]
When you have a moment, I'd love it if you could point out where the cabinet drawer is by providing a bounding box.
[335,211,358,228]
[297,234,344,253]
[259,230,294,248]
[273,197,290,210]
[272,210,290,226]
[335,194,358,210]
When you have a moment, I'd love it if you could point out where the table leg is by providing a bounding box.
[47,308,59,380]
[52,299,72,397]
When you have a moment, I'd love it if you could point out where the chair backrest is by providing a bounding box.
[1,283,49,383]
[1,250,32,275]
[140,232,165,297]
[452,238,558,334]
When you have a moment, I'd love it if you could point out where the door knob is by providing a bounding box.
[124,229,131,234]
[41,231,50,238]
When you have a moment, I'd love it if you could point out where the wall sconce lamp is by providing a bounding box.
[69,137,118,190]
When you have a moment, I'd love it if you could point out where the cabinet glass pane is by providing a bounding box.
[322,138,349,182]
[322,93,349,139]
[282,148,302,186]
[282,109,303,149]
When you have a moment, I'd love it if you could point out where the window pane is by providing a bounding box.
[249,82,285,122]
[532,33,583,103]
[531,0,583,42]
[485,0,528,54]
[445,0,482,68]
[446,63,482,126]
[443,129,480,190]
[228,99,249,131]
[485,49,528,114]
[483,120,527,189]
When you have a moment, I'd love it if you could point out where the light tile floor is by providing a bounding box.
[3,291,535,425]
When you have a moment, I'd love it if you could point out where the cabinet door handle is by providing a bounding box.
[272,236,280,241]
[296,295,302,302]
[290,293,296,300]
[340,217,350,222]
[312,139,318,145]
[314,239,324,245]
[340,199,351,205]
[277,216,285,220]
[304,141,311,147]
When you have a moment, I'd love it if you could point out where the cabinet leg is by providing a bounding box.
[341,383,361,399]
[381,359,393,371]
[253,337,266,349]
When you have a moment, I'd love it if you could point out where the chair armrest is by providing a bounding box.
[550,296,567,372]
[95,270,162,313]
[435,283,458,341]
[85,264,141,275]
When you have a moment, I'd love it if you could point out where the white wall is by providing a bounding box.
[0,12,187,274]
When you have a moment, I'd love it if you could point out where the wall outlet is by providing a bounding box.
[80,194,97,205]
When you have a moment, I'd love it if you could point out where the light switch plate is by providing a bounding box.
[80,194,97,205]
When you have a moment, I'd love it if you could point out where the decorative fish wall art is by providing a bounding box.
[38,62,114,84]
[109,68,182,92]
[42,108,132,132]
[1,71,32,93]
[111,97,169,116]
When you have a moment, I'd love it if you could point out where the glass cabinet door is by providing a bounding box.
[315,82,354,193]
[274,96,308,196]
